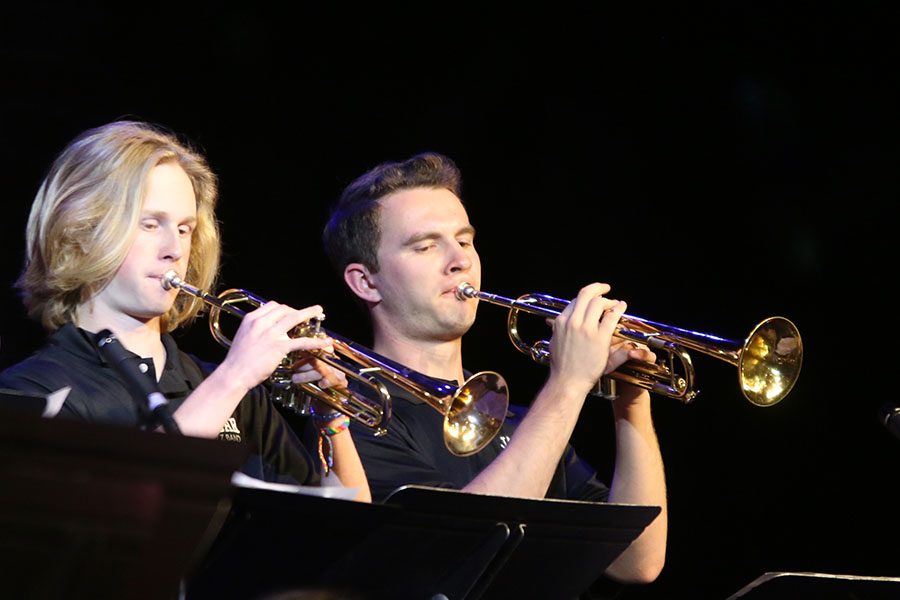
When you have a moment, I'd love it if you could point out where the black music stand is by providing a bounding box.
[186,486,513,600]
[186,484,660,600]
[727,572,900,599]
[0,405,248,600]
[386,485,661,600]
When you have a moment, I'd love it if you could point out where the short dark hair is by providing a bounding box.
[322,152,462,274]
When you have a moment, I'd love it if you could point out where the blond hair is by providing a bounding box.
[19,120,220,332]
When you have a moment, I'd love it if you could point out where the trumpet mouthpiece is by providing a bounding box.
[161,270,182,291]
[456,282,477,300]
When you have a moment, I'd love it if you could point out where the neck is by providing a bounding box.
[371,326,465,385]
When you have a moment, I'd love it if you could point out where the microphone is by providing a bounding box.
[879,403,900,442]
[97,329,181,435]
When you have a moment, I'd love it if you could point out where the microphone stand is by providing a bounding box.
[97,329,182,435]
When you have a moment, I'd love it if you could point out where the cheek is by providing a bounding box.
[115,240,145,278]
[386,268,417,296]
[382,256,419,284]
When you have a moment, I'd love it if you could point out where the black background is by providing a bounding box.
[2,3,898,598]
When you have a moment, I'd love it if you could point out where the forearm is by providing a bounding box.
[605,394,667,583]
[329,429,372,502]
[170,362,251,438]
[170,301,333,438]
[464,375,585,498]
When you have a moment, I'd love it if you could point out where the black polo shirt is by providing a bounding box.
[349,373,610,503]
[0,323,320,486]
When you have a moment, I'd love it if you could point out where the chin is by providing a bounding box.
[130,309,167,322]
[138,299,176,319]
[443,317,475,339]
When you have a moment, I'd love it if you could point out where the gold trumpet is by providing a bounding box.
[161,271,509,456]
[456,283,802,406]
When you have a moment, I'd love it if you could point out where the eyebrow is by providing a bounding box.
[401,225,476,247]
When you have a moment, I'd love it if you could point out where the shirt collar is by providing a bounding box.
[49,323,110,366]
[50,322,184,375]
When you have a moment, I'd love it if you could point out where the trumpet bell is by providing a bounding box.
[332,329,510,456]
[739,317,803,407]
[444,371,509,457]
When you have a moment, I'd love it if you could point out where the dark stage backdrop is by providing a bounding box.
[2,4,898,599]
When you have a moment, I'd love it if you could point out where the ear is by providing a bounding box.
[344,263,381,303]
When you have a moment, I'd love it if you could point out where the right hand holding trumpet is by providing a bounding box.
[549,283,655,396]
[220,301,336,393]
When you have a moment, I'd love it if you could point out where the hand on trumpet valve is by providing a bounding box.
[607,339,657,375]
[549,283,625,390]
[291,350,349,389]
[219,301,334,392]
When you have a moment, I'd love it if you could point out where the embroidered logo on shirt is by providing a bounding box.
[218,417,242,442]
[498,434,510,449]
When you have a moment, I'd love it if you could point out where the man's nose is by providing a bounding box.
[160,227,183,261]
[447,245,472,272]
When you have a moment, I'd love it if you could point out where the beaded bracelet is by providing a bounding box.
[318,435,335,474]
[316,416,350,475]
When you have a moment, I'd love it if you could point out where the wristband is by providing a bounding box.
[319,417,351,437]
[309,404,344,424]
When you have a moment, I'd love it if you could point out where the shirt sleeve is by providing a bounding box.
[0,357,92,420]
[230,382,322,487]
[0,361,56,395]
[558,443,610,502]
[189,355,321,486]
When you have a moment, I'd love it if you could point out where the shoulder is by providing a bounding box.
[0,344,73,395]
[161,332,214,380]
[0,341,99,420]
[180,350,215,380]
